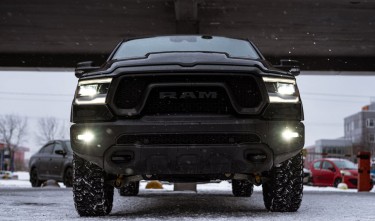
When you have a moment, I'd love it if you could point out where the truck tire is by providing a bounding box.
[232,179,254,197]
[118,181,140,196]
[262,151,303,212]
[73,154,114,216]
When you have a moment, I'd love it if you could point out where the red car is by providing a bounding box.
[310,158,358,188]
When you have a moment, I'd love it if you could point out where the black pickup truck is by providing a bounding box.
[70,35,304,216]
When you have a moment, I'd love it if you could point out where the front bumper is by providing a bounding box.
[70,115,304,175]
[343,175,358,189]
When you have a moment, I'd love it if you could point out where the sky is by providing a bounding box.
[0,70,374,158]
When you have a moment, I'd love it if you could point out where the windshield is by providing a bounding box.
[64,141,72,153]
[333,160,357,170]
[112,36,260,60]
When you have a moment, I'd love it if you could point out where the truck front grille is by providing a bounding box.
[113,74,263,115]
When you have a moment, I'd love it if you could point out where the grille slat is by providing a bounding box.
[117,134,261,145]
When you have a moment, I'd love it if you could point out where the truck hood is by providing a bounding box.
[82,52,292,78]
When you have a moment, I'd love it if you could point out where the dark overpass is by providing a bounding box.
[0,0,374,71]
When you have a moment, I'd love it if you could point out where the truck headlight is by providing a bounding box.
[75,78,112,104]
[78,84,102,97]
[263,77,299,103]
[276,82,296,95]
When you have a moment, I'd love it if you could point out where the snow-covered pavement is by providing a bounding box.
[1,177,375,221]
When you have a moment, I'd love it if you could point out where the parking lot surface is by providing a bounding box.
[0,182,374,221]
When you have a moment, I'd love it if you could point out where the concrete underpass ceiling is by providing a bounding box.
[0,0,374,72]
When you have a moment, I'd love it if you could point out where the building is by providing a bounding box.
[304,139,353,167]
[0,142,29,171]
[344,102,375,159]
[305,101,375,165]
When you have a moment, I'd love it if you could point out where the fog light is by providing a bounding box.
[77,131,95,143]
[282,129,299,141]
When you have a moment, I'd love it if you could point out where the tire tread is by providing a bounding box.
[262,151,304,212]
[232,180,254,197]
[73,154,114,216]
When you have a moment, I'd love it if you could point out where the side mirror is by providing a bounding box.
[55,150,67,156]
[75,61,100,78]
[274,59,300,76]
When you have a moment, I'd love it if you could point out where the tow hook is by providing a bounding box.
[114,175,123,188]
[254,174,262,186]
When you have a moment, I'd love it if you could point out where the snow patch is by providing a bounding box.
[1,174,373,193]
[14,171,30,180]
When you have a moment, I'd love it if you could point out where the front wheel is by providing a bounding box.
[118,181,140,196]
[232,180,254,197]
[63,167,73,187]
[334,178,342,188]
[262,151,304,212]
[30,168,43,187]
[73,154,114,216]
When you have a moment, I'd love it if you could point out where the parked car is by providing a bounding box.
[29,140,73,187]
[310,158,358,188]
[371,163,375,185]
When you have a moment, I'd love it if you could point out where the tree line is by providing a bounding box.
[0,114,68,171]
